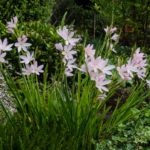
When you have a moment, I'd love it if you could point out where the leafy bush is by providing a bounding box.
[0,0,54,23]
[92,0,150,48]
[96,103,150,150]
[51,0,104,37]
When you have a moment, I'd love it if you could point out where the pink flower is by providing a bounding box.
[110,44,116,53]
[31,61,44,75]
[104,26,117,34]
[55,43,63,51]
[65,58,77,69]
[22,65,32,76]
[20,51,34,64]
[65,68,73,77]
[126,59,138,77]
[104,26,109,33]
[84,44,95,58]
[62,45,77,60]
[110,27,117,34]
[6,16,18,29]
[0,38,13,51]
[95,74,111,93]
[98,59,115,75]
[97,94,107,100]
[117,65,131,80]
[57,26,80,46]
[15,36,32,52]
[0,50,7,63]
[136,68,146,79]
[6,16,18,33]
[77,64,87,73]
[111,33,119,41]
[90,72,101,81]
[88,56,102,72]
[133,48,144,63]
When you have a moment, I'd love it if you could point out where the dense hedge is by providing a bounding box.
[0,0,54,23]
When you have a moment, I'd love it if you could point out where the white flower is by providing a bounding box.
[55,43,63,51]
[0,38,13,51]
[110,44,116,53]
[0,50,7,63]
[15,35,32,52]
[31,61,44,75]
[95,74,111,93]
[97,94,107,100]
[84,44,95,58]
[66,58,77,70]
[62,45,77,60]
[20,51,34,64]
[65,68,73,77]
[57,26,80,46]
[6,16,18,29]
[22,65,32,76]
[111,33,119,41]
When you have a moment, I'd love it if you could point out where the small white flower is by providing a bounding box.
[31,61,44,75]
[15,35,32,52]
[0,38,13,51]
[110,44,116,53]
[111,33,119,41]
[22,65,32,76]
[20,51,34,64]
[0,50,7,63]
[62,45,77,60]
[55,43,63,51]
[6,16,18,29]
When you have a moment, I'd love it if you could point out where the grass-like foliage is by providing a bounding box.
[0,15,150,150]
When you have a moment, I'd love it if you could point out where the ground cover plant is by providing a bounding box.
[0,11,150,150]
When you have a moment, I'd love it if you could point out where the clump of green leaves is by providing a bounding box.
[96,103,150,150]
[0,0,54,23]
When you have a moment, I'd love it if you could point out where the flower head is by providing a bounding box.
[22,65,32,76]
[55,43,63,51]
[111,33,119,41]
[31,61,44,75]
[84,44,95,58]
[6,16,18,33]
[15,35,32,52]
[0,38,13,51]
[20,51,34,64]
[0,50,7,63]
[95,74,111,93]
[57,26,80,46]
[62,45,77,60]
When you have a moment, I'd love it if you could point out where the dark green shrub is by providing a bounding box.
[96,103,150,150]
[91,0,150,48]
[0,0,54,23]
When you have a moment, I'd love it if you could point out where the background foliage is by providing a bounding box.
[0,0,54,23]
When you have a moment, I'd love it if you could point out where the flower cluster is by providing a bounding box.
[15,35,32,52]
[104,26,118,41]
[0,38,13,63]
[6,16,18,34]
[104,26,119,53]
[80,44,115,93]
[117,48,147,80]
[17,36,44,76]
[55,26,80,76]
[0,17,44,76]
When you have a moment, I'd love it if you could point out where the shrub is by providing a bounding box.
[91,0,150,48]
[0,0,54,23]
[96,103,150,150]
